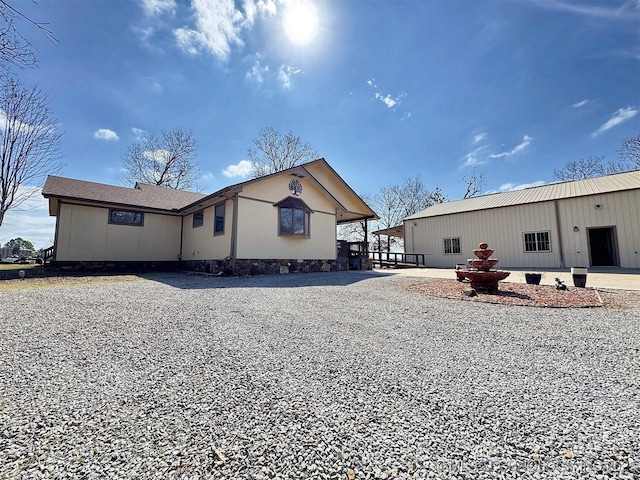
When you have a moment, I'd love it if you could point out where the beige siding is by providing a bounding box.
[557,190,640,269]
[56,203,181,261]
[406,189,640,268]
[236,175,338,259]
[181,200,232,261]
[303,162,372,218]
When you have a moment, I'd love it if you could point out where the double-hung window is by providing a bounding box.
[523,231,550,252]
[443,237,461,254]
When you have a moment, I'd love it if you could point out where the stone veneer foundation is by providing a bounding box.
[184,258,351,276]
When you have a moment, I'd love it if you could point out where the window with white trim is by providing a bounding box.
[443,237,461,254]
[524,231,550,252]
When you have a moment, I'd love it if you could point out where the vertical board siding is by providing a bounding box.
[408,188,639,268]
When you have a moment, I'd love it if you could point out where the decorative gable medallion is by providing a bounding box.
[288,179,302,196]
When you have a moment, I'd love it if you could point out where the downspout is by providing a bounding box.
[554,200,565,268]
[229,193,239,272]
[179,215,184,263]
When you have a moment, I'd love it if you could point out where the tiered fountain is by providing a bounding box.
[457,242,510,292]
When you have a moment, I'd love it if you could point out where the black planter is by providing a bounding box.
[525,273,541,285]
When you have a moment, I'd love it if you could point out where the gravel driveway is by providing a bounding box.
[1,272,638,479]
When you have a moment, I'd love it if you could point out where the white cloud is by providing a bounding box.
[0,186,55,250]
[173,0,277,60]
[94,128,119,141]
[592,106,638,137]
[374,91,406,109]
[528,0,640,22]
[278,64,302,89]
[572,99,589,108]
[486,180,546,194]
[132,127,146,139]
[490,135,532,158]
[223,160,253,178]
[140,0,176,16]
[473,132,487,143]
[246,59,269,83]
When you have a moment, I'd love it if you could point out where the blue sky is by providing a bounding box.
[2,0,639,249]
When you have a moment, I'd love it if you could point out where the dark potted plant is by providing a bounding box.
[525,273,542,285]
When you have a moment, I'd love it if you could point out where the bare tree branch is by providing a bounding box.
[617,132,640,170]
[553,155,607,181]
[0,0,58,72]
[462,167,485,199]
[0,77,63,229]
[118,128,201,191]
[248,127,318,178]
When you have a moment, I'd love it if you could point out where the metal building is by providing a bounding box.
[403,170,640,269]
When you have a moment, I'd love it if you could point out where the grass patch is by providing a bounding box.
[0,274,142,292]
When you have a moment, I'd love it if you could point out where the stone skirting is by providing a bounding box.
[184,258,350,276]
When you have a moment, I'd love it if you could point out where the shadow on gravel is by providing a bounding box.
[141,270,395,290]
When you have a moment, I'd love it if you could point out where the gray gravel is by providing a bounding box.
[0,271,638,479]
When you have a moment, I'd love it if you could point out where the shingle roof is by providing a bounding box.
[42,176,206,211]
[405,170,640,220]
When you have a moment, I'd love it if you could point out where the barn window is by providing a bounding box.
[214,203,225,235]
[109,209,144,226]
[274,197,312,238]
[523,231,550,252]
[443,237,461,254]
[193,209,204,228]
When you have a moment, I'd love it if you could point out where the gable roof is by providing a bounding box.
[42,176,206,212]
[405,170,640,221]
[177,158,378,222]
[42,158,378,223]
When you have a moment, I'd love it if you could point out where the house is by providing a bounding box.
[402,170,640,269]
[42,159,378,274]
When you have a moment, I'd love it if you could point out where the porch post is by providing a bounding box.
[363,219,369,256]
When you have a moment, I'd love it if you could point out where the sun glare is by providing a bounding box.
[283,1,319,46]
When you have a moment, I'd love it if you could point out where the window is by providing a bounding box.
[279,207,310,236]
[274,196,312,237]
[109,209,144,226]
[214,203,225,235]
[443,237,461,254]
[193,209,204,228]
[524,231,550,252]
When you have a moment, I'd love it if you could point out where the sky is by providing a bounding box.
[1,0,639,249]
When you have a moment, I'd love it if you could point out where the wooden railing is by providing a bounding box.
[42,245,55,264]
[371,252,428,269]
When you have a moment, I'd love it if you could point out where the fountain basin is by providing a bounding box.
[459,269,510,292]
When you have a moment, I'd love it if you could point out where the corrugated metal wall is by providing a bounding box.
[405,189,640,269]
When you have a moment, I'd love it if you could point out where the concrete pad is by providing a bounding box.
[373,266,640,291]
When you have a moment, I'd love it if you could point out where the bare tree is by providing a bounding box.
[118,128,200,190]
[553,155,608,181]
[0,77,62,229]
[462,167,485,198]
[618,132,640,170]
[370,176,448,251]
[0,0,57,72]
[248,127,318,178]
